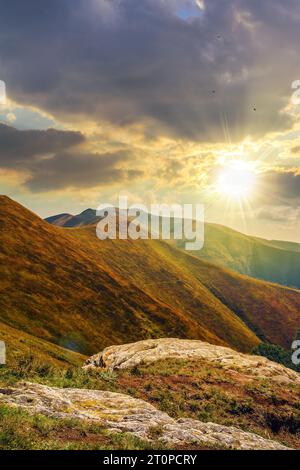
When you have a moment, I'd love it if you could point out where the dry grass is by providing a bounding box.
[1,196,300,356]
[1,353,299,450]
[0,404,168,450]
[116,358,300,449]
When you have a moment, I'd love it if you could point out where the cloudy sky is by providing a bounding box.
[0,0,300,241]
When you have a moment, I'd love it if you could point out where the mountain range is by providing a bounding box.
[46,208,300,290]
[0,196,299,362]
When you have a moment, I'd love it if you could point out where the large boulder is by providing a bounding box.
[84,338,300,384]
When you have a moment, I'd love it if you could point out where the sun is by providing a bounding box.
[216,161,256,201]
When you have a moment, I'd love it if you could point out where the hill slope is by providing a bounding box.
[173,222,300,289]
[0,196,257,354]
[195,224,300,289]
[1,196,300,355]
[46,209,300,289]
[75,226,300,348]
[0,320,84,368]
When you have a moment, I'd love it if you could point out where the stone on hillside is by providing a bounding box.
[84,338,300,384]
[0,382,290,450]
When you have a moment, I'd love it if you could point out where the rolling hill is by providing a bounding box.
[1,196,300,358]
[191,223,300,290]
[46,209,300,289]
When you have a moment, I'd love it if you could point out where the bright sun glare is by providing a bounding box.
[216,161,256,201]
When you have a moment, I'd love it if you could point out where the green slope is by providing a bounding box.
[174,223,300,289]
[0,320,85,368]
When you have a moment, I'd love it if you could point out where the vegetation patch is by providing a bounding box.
[0,404,166,450]
[253,343,300,373]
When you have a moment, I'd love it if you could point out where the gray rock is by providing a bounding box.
[0,382,290,450]
[84,338,300,385]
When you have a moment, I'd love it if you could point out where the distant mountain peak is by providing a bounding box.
[45,207,98,228]
[80,208,95,213]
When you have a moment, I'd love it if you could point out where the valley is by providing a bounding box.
[0,196,299,450]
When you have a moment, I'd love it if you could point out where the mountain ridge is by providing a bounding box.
[45,207,300,289]
[1,196,300,355]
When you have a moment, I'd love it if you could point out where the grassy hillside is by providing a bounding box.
[175,223,300,290]
[113,358,300,450]
[165,245,300,348]
[1,196,300,356]
[71,224,300,349]
[263,239,300,253]
[0,196,258,355]
[46,209,300,289]
[0,321,84,369]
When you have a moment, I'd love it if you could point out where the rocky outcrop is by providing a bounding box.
[162,419,289,450]
[0,382,290,450]
[84,338,300,385]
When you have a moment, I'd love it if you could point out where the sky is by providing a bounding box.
[0,0,300,241]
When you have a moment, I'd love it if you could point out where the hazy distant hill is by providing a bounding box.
[260,239,300,253]
[46,209,98,227]
[46,208,300,289]
[190,223,300,290]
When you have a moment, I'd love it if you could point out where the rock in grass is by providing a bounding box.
[0,382,290,450]
[84,338,300,385]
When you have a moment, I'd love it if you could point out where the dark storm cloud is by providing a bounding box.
[0,124,139,191]
[26,150,139,192]
[0,124,85,168]
[0,0,299,141]
[251,167,300,223]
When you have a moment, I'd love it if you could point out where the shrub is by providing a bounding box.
[253,343,300,373]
